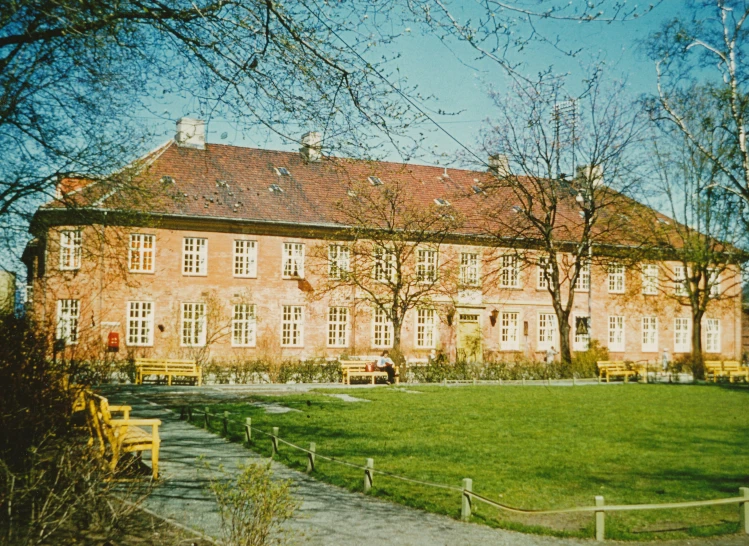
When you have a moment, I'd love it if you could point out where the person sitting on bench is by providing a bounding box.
[376,351,396,384]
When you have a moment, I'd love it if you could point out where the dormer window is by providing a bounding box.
[160,175,174,184]
[216,179,229,188]
[511,205,522,213]
[368,176,383,186]
[434,198,450,206]
[274,167,290,176]
[269,184,283,193]
[472,185,484,194]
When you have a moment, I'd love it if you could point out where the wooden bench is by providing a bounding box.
[340,359,399,385]
[88,393,161,479]
[597,361,636,383]
[706,360,748,383]
[135,358,202,386]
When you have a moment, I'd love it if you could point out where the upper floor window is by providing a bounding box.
[574,261,590,291]
[127,301,154,346]
[232,303,257,347]
[500,255,520,288]
[234,240,257,278]
[373,246,395,283]
[181,302,206,346]
[460,252,480,286]
[59,230,81,270]
[608,263,625,293]
[129,234,155,273]
[707,268,720,297]
[56,299,79,344]
[183,237,207,276]
[281,305,304,346]
[416,249,438,283]
[328,244,350,280]
[674,265,688,296]
[642,264,658,295]
[537,257,552,290]
[283,243,304,278]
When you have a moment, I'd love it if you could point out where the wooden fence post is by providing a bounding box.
[271,427,279,457]
[187,405,193,422]
[223,411,229,436]
[204,407,209,428]
[244,417,252,444]
[461,478,472,521]
[364,458,374,492]
[740,487,749,534]
[595,495,605,541]
[307,442,316,473]
[572,374,576,386]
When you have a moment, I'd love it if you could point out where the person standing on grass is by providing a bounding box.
[545,346,558,365]
[376,350,396,384]
[661,348,670,373]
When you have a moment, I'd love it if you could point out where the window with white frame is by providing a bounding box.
[674,265,688,296]
[500,311,520,351]
[707,268,720,297]
[416,249,438,283]
[56,299,79,344]
[129,234,155,273]
[327,307,348,347]
[642,264,658,295]
[233,240,257,277]
[608,263,625,293]
[372,307,393,348]
[59,230,82,270]
[574,261,590,291]
[183,238,207,275]
[281,305,304,346]
[328,244,350,280]
[674,317,691,353]
[415,308,437,348]
[232,304,256,347]
[127,301,153,346]
[460,252,480,286]
[500,255,520,288]
[705,318,721,353]
[181,302,206,346]
[373,246,395,283]
[537,313,557,350]
[573,315,590,351]
[537,256,552,290]
[608,316,625,352]
[641,316,658,352]
[282,243,304,278]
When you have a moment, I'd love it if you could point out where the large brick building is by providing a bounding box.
[22,119,743,363]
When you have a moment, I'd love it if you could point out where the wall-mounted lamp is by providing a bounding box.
[490,309,499,327]
[446,307,456,327]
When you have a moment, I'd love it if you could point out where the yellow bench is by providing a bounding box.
[88,393,161,479]
[135,358,202,386]
[340,360,399,385]
[706,360,748,382]
[597,361,636,383]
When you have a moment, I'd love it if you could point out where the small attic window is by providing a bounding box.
[434,198,450,206]
[161,175,174,184]
[269,184,284,193]
[216,179,229,188]
[657,218,670,225]
[274,167,290,176]
[511,205,522,213]
[472,185,484,194]
[368,176,383,186]
[347,189,357,197]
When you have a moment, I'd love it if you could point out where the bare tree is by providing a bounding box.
[478,74,646,364]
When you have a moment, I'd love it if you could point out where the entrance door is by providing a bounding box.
[457,313,482,362]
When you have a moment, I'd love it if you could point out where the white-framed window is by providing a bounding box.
[705,318,721,353]
[129,234,155,273]
[500,311,520,351]
[608,263,625,293]
[500,255,520,288]
[232,303,256,347]
[127,301,153,346]
[56,299,79,344]
[641,316,658,352]
[181,302,206,346]
[281,305,304,346]
[59,230,82,270]
[608,316,625,352]
[537,313,557,351]
[373,246,395,283]
[537,256,552,290]
[416,249,438,283]
[674,317,691,353]
[460,252,480,286]
[642,264,658,295]
[574,261,590,291]
[233,240,257,278]
[183,237,207,276]
[372,307,393,348]
[415,308,437,348]
[282,243,305,278]
[328,244,350,280]
[327,307,348,347]
[707,268,720,297]
[573,315,590,351]
[673,265,688,296]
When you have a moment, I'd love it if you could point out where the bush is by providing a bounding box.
[204,358,342,385]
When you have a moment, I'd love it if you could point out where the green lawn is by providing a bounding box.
[184,384,749,541]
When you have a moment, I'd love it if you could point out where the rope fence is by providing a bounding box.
[180,405,749,542]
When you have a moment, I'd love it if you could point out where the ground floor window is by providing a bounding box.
[127,301,153,346]
[537,313,557,351]
[500,312,519,351]
[642,316,658,353]
[281,305,304,347]
[372,307,393,348]
[674,317,691,353]
[56,299,79,344]
[328,307,348,347]
[232,303,256,347]
[182,302,206,346]
[415,308,436,348]
[705,318,721,353]
[573,315,590,352]
[608,316,625,352]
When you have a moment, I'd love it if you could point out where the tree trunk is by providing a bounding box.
[691,311,705,380]
[391,319,406,378]
[558,318,572,365]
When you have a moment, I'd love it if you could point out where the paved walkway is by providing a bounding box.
[104,385,748,546]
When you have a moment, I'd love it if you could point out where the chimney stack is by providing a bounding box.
[300,131,322,162]
[577,164,603,187]
[488,154,510,176]
[175,118,205,150]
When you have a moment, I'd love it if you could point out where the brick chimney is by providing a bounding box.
[55,175,93,198]
[577,164,603,187]
[488,154,510,176]
[175,118,205,149]
[300,131,322,162]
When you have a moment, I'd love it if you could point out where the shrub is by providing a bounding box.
[204,358,341,385]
